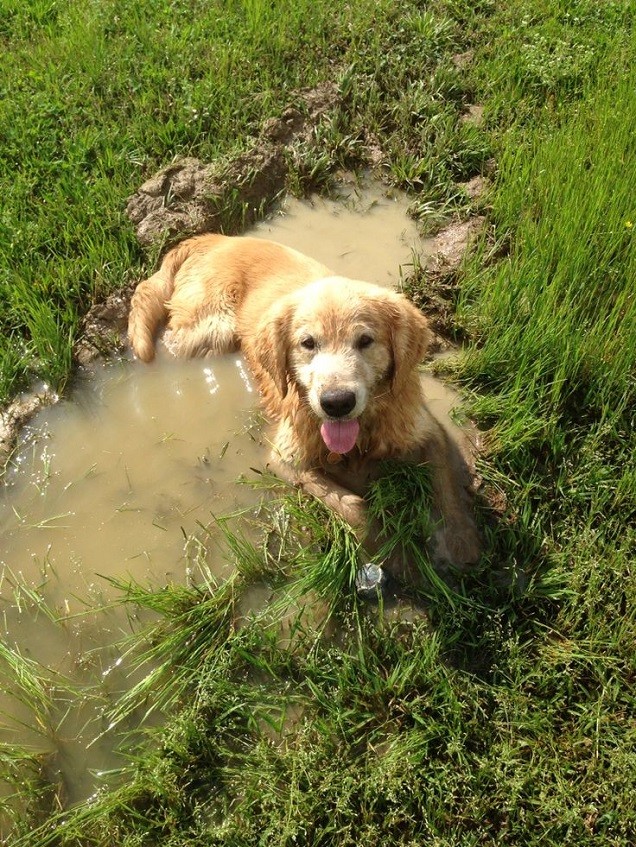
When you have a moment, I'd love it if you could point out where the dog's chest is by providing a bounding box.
[321,449,390,496]
[322,443,427,497]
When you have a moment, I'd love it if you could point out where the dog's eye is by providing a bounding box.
[357,334,374,349]
[300,335,316,351]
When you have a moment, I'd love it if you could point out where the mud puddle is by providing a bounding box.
[0,354,262,808]
[0,180,468,807]
[251,180,427,282]
[1,356,261,609]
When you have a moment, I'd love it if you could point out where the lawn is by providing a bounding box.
[1,1,635,844]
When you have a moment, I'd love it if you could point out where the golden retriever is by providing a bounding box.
[128,234,480,572]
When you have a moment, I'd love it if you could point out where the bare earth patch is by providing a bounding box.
[0,388,59,467]
[126,83,342,246]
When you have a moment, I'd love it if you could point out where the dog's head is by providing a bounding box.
[251,277,430,453]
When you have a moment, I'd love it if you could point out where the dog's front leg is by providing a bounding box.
[300,469,373,531]
[270,458,368,530]
[270,459,426,589]
[427,454,481,569]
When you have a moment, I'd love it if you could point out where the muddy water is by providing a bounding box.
[0,355,263,806]
[0,180,465,806]
[251,180,425,282]
[1,356,261,608]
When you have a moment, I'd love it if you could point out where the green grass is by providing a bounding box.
[454,23,636,576]
[460,54,636,434]
[1,0,636,844]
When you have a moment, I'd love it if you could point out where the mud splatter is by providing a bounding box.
[126,83,342,246]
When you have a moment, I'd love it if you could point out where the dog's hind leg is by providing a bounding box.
[426,453,481,570]
[163,312,239,358]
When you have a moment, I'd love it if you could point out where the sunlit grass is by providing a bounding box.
[2,0,636,844]
[456,38,636,571]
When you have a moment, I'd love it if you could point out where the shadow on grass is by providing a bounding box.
[343,456,567,685]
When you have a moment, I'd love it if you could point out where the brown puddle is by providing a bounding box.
[251,180,424,282]
[1,356,261,609]
[0,180,469,808]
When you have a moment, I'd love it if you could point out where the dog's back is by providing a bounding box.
[128,234,329,361]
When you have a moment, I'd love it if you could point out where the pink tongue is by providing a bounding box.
[320,419,360,454]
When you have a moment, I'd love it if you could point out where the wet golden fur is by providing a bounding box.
[128,233,480,570]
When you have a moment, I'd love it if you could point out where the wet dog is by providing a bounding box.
[128,234,480,570]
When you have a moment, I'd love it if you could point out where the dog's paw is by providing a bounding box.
[432,520,481,570]
[340,493,367,527]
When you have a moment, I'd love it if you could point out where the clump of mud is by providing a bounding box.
[408,216,487,341]
[0,388,58,467]
[126,83,342,246]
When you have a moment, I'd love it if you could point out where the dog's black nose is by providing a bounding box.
[320,389,357,418]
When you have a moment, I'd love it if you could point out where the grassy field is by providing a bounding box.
[1,0,635,845]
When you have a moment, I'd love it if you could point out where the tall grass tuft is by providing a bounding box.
[460,51,636,466]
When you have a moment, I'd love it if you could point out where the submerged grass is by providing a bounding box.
[0,633,80,836]
[2,0,636,844]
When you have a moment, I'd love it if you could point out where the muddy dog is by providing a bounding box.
[128,233,480,572]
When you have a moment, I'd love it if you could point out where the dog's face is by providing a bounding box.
[252,278,430,451]
[289,288,392,423]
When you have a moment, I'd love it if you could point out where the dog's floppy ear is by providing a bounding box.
[247,299,292,399]
[388,296,431,395]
